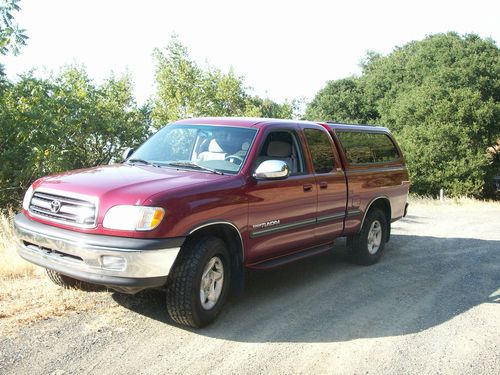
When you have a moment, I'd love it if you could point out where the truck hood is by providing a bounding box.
[34,164,229,207]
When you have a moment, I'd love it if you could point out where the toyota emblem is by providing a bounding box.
[50,200,61,213]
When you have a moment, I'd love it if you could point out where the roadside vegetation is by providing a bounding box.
[306,33,500,198]
[1,2,498,209]
[0,209,34,278]
[0,271,112,334]
[408,195,500,209]
[0,210,118,335]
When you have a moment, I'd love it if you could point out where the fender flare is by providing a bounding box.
[359,196,392,233]
[187,221,245,262]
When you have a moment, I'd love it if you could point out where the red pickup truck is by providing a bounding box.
[14,117,409,327]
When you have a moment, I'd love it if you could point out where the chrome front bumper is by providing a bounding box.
[14,213,185,292]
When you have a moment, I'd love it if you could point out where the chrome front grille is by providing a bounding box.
[29,190,98,228]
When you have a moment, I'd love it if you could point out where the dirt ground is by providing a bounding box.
[1,202,499,374]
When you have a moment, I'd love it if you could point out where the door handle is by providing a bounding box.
[319,181,328,189]
[303,183,313,192]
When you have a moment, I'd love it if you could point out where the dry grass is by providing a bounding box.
[0,210,36,279]
[0,210,115,335]
[0,277,114,335]
[408,194,500,207]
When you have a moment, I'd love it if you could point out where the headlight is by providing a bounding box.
[103,206,165,231]
[22,185,34,211]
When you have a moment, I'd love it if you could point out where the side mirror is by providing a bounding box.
[122,147,134,161]
[253,160,290,180]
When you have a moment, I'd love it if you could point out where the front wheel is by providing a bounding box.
[347,208,387,265]
[166,236,230,328]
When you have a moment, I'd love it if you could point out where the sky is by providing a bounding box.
[2,0,499,106]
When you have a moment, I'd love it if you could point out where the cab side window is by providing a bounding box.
[304,128,335,174]
[255,131,305,175]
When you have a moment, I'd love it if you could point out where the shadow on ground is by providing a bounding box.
[113,234,500,343]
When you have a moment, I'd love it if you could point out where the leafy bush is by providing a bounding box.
[0,67,151,208]
[306,33,500,197]
[152,37,293,125]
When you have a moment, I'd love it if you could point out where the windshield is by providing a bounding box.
[129,124,258,174]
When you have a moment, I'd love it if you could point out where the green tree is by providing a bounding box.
[0,67,150,208]
[152,37,292,126]
[152,38,201,122]
[247,96,293,119]
[306,33,500,197]
[304,77,376,123]
[0,0,27,56]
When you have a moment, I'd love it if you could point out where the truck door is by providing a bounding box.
[247,127,318,262]
[302,126,348,243]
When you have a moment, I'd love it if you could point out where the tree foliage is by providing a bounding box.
[305,77,376,124]
[0,67,151,207]
[0,0,27,56]
[1,30,498,209]
[305,33,500,197]
[0,35,296,209]
[152,37,293,125]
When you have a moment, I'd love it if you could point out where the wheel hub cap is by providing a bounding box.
[367,220,382,255]
[200,256,224,310]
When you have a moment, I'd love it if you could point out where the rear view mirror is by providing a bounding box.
[253,160,289,180]
[122,147,134,161]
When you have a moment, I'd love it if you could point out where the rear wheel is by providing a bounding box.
[166,236,230,328]
[46,269,102,291]
[347,208,388,265]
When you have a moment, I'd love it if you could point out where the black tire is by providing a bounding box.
[46,269,102,291]
[347,208,388,265]
[166,236,231,328]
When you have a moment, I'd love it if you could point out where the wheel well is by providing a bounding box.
[187,223,245,296]
[364,198,392,242]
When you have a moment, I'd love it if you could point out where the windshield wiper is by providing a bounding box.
[166,161,224,175]
[126,158,161,167]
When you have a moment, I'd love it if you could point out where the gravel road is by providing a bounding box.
[1,202,499,374]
